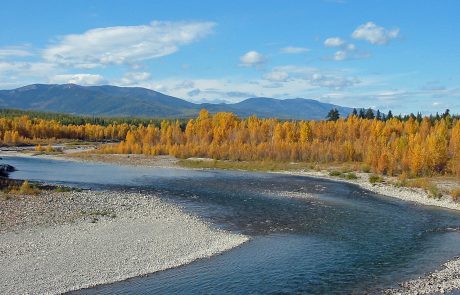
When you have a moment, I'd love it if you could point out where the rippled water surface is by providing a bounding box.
[5,155,460,294]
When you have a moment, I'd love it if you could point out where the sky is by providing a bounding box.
[1,0,459,114]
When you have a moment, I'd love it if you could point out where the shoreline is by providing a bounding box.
[276,170,460,212]
[0,190,249,295]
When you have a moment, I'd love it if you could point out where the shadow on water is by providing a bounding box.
[4,155,460,294]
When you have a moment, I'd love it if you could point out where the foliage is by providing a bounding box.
[1,109,460,180]
[97,111,460,179]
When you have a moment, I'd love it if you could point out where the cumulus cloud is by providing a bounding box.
[352,22,400,45]
[324,37,345,47]
[50,74,106,85]
[239,51,266,67]
[280,46,310,54]
[42,20,215,68]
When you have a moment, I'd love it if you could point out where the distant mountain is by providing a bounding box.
[0,84,353,120]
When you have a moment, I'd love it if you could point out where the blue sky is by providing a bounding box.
[1,0,459,114]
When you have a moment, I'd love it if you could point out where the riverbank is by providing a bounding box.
[0,190,248,294]
[278,170,460,211]
[383,257,460,294]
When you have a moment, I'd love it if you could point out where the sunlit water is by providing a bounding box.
[4,155,460,294]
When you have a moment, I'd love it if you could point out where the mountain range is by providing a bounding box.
[0,84,353,120]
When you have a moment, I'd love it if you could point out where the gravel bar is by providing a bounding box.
[0,191,249,295]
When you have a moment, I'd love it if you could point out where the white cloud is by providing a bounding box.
[280,46,310,54]
[264,65,359,90]
[264,71,289,82]
[310,73,358,89]
[0,47,32,58]
[239,51,266,67]
[50,74,106,85]
[43,20,215,68]
[0,61,56,76]
[333,50,347,61]
[346,43,356,51]
[119,72,151,85]
[324,37,345,47]
[352,22,400,45]
[175,80,195,89]
[327,42,368,61]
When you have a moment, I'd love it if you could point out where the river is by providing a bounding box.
[4,155,460,294]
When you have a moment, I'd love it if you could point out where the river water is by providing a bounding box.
[4,155,460,294]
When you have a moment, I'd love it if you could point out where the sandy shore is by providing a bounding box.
[0,191,248,295]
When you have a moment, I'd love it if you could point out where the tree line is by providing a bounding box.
[0,109,459,178]
[98,109,460,178]
[327,107,456,122]
[0,108,188,127]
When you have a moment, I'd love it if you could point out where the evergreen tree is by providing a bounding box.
[387,110,393,119]
[376,110,382,121]
[326,108,340,121]
[365,108,375,119]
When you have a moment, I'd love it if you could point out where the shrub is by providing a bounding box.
[361,164,371,173]
[45,144,55,153]
[369,174,384,184]
[329,171,343,177]
[34,144,45,152]
[406,178,443,199]
[54,185,72,192]
[451,188,460,202]
[344,172,358,180]
[18,180,39,195]
[427,185,442,199]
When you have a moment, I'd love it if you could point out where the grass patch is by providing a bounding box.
[329,171,343,177]
[404,178,443,199]
[369,174,384,184]
[81,210,117,220]
[178,159,312,172]
[54,185,73,192]
[343,172,358,180]
[328,171,358,180]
